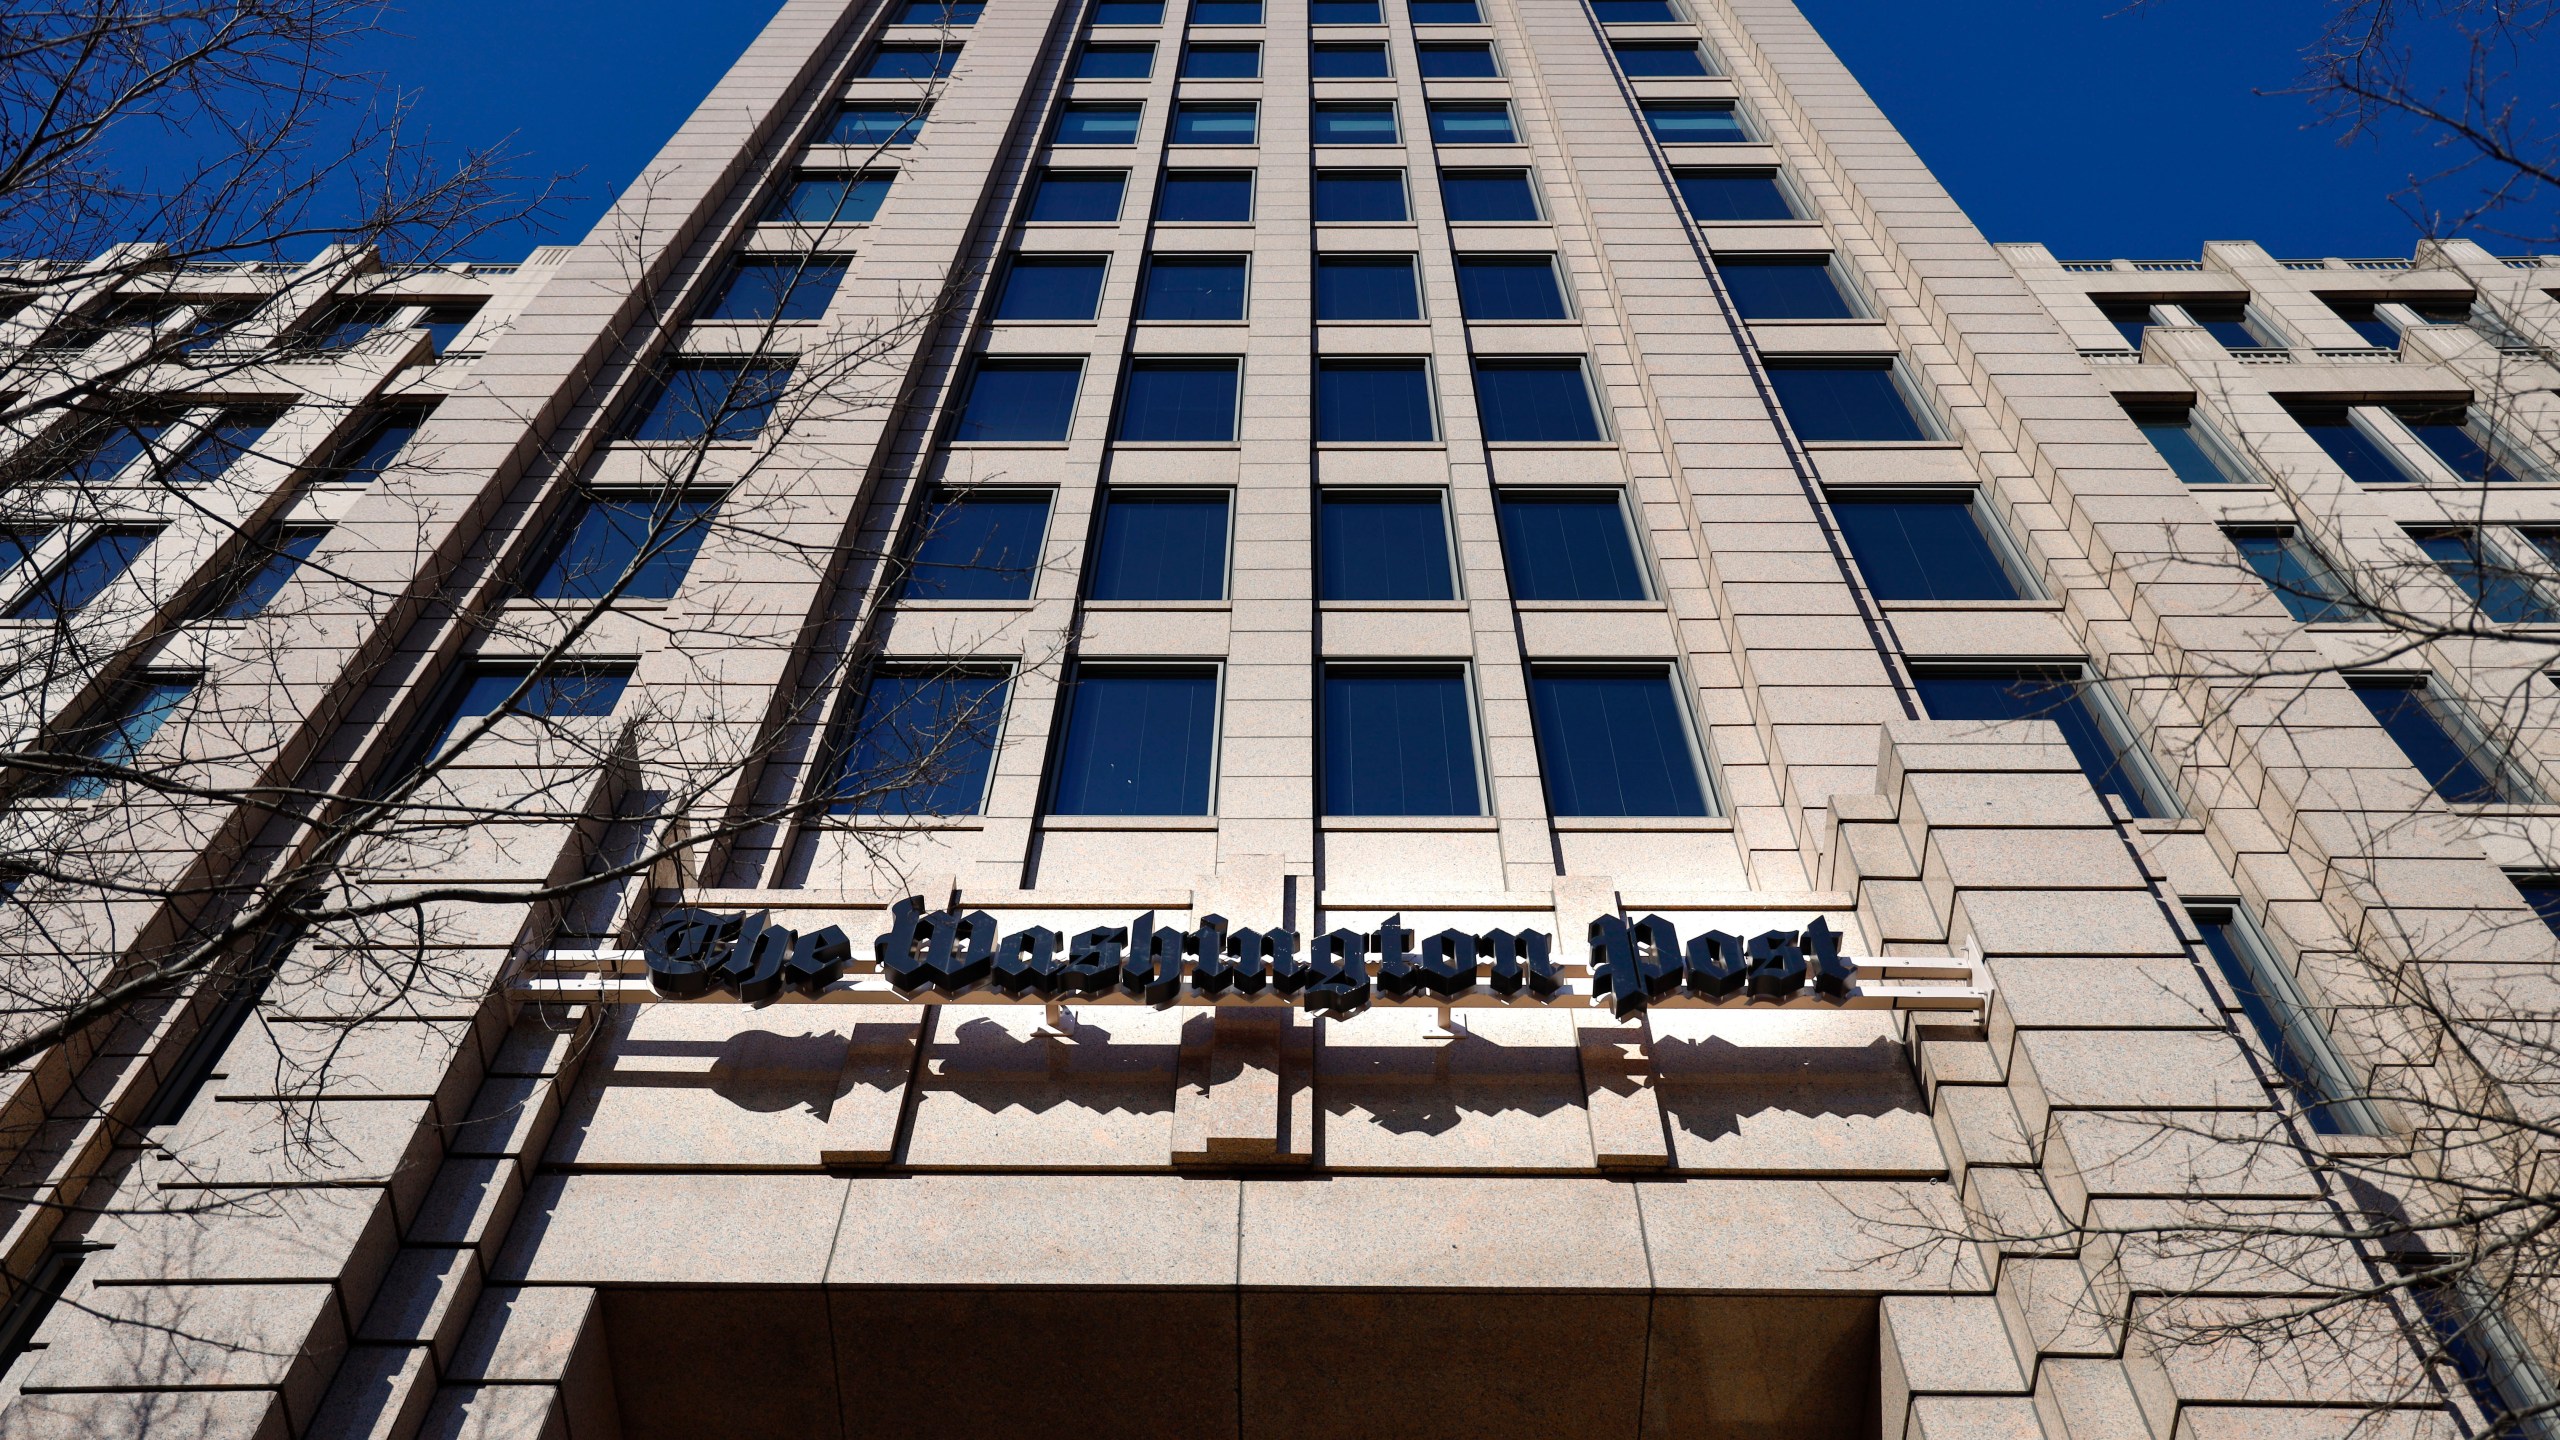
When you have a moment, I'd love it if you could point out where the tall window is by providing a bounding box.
[2288,406,2420,485]
[1317,358,1435,442]
[1051,667,1219,814]
[1591,0,1682,18]
[1830,492,2027,602]
[1410,0,1481,18]
[1056,103,1144,145]
[2350,676,2526,805]
[2099,302,2157,349]
[1454,255,1566,320]
[1117,358,1240,442]
[1642,102,1748,143]
[1316,255,1421,320]
[1313,103,1398,145]
[2323,299,2399,348]
[1159,170,1253,222]
[1078,42,1155,77]
[1497,491,1645,601]
[51,416,176,486]
[1915,668,2175,819]
[419,303,483,357]
[1428,102,1516,144]
[1474,359,1603,442]
[700,256,849,322]
[391,664,634,783]
[2227,529,2356,623]
[1172,102,1258,145]
[1717,256,1858,320]
[1184,41,1262,77]
[44,675,197,799]
[767,172,893,224]
[896,0,983,23]
[955,359,1082,441]
[904,489,1049,600]
[1766,359,1933,443]
[525,493,721,602]
[2127,405,2246,485]
[1138,255,1248,320]
[1309,0,1383,20]
[2402,407,2528,484]
[0,529,51,582]
[1324,667,1480,816]
[2189,906,2376,1135]
[1315,170,1408,222]
[997,255,1110,321]
[1309,41,1387,77]
[2410,529,2556,624]
[1029,170,1127,222]
[863,42,961,78]
[1193,0,1262,20]
[829,105,926,145]
[1612,40,1711,74]
[1416,42,1498,77]
[1674,169,1796,221]
[1094,0,1166,21]
[2182,303,2282,351]
[1440,169,1540,221]
[161,410,274,486]
[199,527,328,621]
[622,361,793,443]
[825,670,1009,816]
[311,407,428,486]
[1530,667,1712,817]
[1091,491,1229,599]
[1320,491,1453,600]
[8,527,158,620]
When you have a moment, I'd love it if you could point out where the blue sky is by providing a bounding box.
[356,0,2511,260]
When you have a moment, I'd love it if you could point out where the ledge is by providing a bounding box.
[1551,816,1732,832]
[1321,815,1497,831]
[1042,814,1220,830]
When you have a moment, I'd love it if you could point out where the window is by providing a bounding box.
[160,410,274,486]
[1078,41,1156,77]
[2289,406,2418,485]
[298,300,398,353]
[1029,169,1127,222]
[200,526,327,621]
[1915,668,2174,819]
[826,670,1009,815]
[1642,102,1747,143]
[1183,40,1261,76]
[1830,493,2026,602]
[768,171,893,223]
[897,0,983,22]
[1092,491,1229,599]
[2098,302,2157,350]
[526,493,721,601]
[1118,358,1240,442]
[864,42,961,78]
[2403,407,2527,484]
[2403,1267,2560,1440]
[1321,491,1454,600]
[2513,876,2560,936]
[1138,255,1249,320]
[1440,169,1539,221]
[315,408,428,485]
[2227,529,2355,623]
[1717,255,1858,320]
[1310,0,1384,20]
[2350,676,2523,805]
[701,256,849,322]
[1318,358,1435,441]
[1416,42,1498,76]
[1057,103,1143,144]
[1674,168,1796,222]
[1410,0,1482,19]
[1315,169,1408,222]
[905,489,1048,600]
[1312,41,1390,76]
[1159,169,1253,221]
[1313,103,1398,145]
[1193,0,1262,20]
[996,255,1110,321]
[1429,102,1516,144]
[398,664,634,778]
[52,416,176,486]
[2411,529,2556,624]
[1324,667,1480,816]
[45,676,195,799]
[1475,359,1604,442]
[2322,299,2400,348]
[9,528,158,620]
[1765,359,1932,443]
[1094,0,1165,21]
[1316,254,1421,320]
[1051,667,1219,814]
[830,105,926,145]
[956,359,1083,441]
[2129,406,2246,486]
[1591,0,1682,18]
[1612,40,1711,74]
[1497,491,1645,600]
[623,360,793,443]
[0,529,51,582]
[2183,303,2281,351]
[1172,102,1258,145]
[2190,907,2376,1135]
[1454,255,1567,321]
[2411,297,2476,326]
[1532,668,1711,817]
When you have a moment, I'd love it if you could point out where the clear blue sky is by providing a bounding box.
[364,0,2525,260]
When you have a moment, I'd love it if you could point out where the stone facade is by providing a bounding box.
[0,0,2556,1435]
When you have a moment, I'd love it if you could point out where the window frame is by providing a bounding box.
[1315,252,1425,322]
[697,253,853,325]
[33,670,201,802]
[1316,355,1440,444]
[900,485,1054,603]
[1156,168,1256,223]
[1027,168,1131,224]
[1170,99,1261,146]
[1910,663,2182,821]
[1308,39,1392,77]
[1712,252,1867,322]
[1763,356,1942,444]
[819,663,1016,819]
[2349,671,2538,806]
[2407,526,2560,626]
[1180,39,1264,77]
[1313,167,1411,224]
[952,356,1087,444]
[1135,252,1251,322]
[2223,525,2359,624]
[1493,487,1652,603]
[1319,661,1490,818]
[1113,356,1245,444]
[1426,99,1519,146]
[993,253,1113,323]
[1311,101,1401,146]
[1054,101,1146,147]
[1414,40,1500,77]
[1045,662,1226,817]
[861,40,964,79]
[1317,487,1461,602]
[2125,402,2254,486]
[1452,252,1570,322]
[1087,488,1235,601]
[1826,487,2041,604]
[2184,903,2382,1137]
[520,488,727,605]
[1075,40,1158,78]
[1525,662,1720,819]
[2391,404,2542,485]
[1639,99,1752,145]
[1472,355,1610,445]
[763,169,896,226]
[1671,166,1801,223]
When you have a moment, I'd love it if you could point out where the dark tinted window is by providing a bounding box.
[527,494,720,602]
[1139,255,1249,320]
[997,255,1110,321]
[1058,103,1144,144]
[1052,668,1219,814]
[1311,41,1389,76]
[1475,359,1602,442]
[1674,168,1795,221]
[314,409,425,485]
[406,666,632,776]
[1318,359,1434,441]
[956,359,1083,441]
[1193,0,1263,19]
[830,105,925,145]
[1324,667,1479,815]
[624,361,792,442]
[1321,491,1452,600]
[2229,531,2353,623]
[2100,302,2156,349]
[1532,668,1710,816]
[1831,494,2021,602]
[2405,410,2524,483]
[9,527,156,619]
[1092,491,1229,599]
[2514,879,2560,936]
[54,417,176,486]
[0,528,48,580]
[897,0,983,22]
[1717,256,1856,320]
[1410,0,1482,18]
[1174,102,1258,144]
[2132,408,2242,485]
[1159,169,1253,221]
[1310,0,1384,19]
[1313,103,1398,144]
[1440,169,1539,221]
[49,677,195,799]
[905,490,1048,600]
[1315,169,1407,221]
[2352,678,2514,804]
[2291,407,2417,485]
[702,257,849,322]
[1118,358,1240,442]
[1455,254,1566,319]
[1184,41,1260,75]
[1497,491,1645,600]
[1643,102,1746,143]
[864,42,960,78]
[1766,360,1929,442]
[2184,304,2278,351]
[1316,255,1421,320]
[1078,42,1155,77]
[162,411,274,485]
[1612,41,1710,74]
[2191,910,2368,1135]
[1590,0,1680,18]
[1417,42,1498,76]
[2411,530,2556,624]
[1029,169,1127,222]
[1094,0,1165,21]
[1915,670,2166,819]
[767,172,893,223]
[828,671,1009,815]
[1429,102,1515,144]
[2323,299,2399,348]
